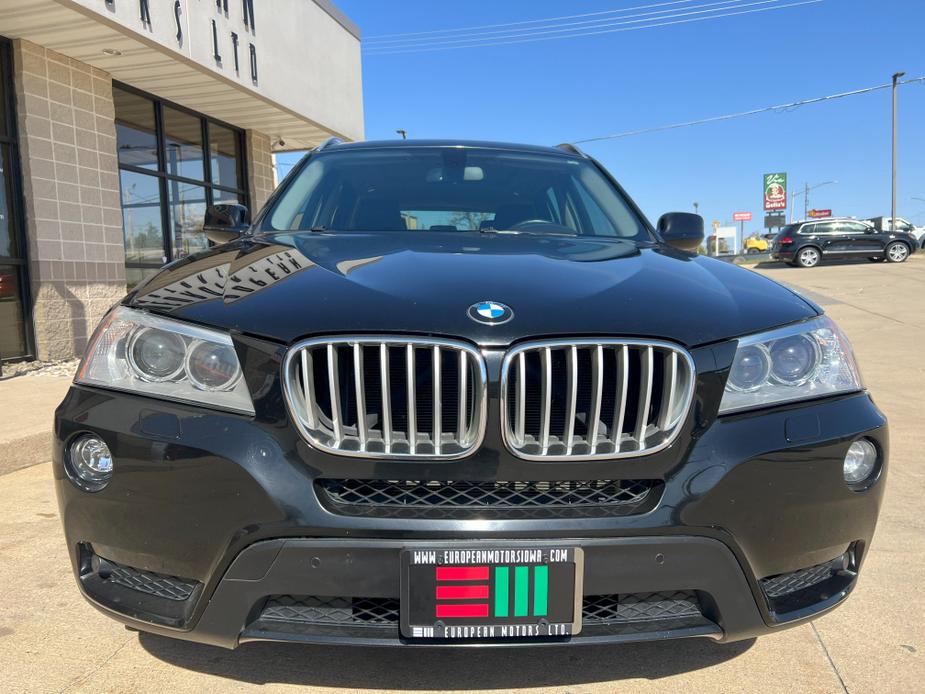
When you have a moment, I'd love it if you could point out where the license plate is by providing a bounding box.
[400,546,583,640]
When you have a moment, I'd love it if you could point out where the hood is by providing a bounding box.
[127,232,818,348]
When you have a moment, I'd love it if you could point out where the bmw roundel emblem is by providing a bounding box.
[468,301,514,325]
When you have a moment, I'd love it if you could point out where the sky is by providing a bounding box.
[277,0,925,233]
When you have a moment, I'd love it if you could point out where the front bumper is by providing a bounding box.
[74,536,862,648]
[53,335,888,648]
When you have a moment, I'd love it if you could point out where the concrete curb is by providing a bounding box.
[0,431,51,476]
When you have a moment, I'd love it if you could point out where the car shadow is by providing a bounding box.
[138,632,755,689]
[753,256,922,269]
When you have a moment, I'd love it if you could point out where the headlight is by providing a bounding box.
[76,306,254,415]
[128,328,186,382]
[719,316,862,414]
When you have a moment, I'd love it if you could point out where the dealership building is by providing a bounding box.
[0,0,363,363]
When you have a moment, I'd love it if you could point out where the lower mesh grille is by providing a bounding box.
[260,592,702,628]
[317,479,659,519]
[582,591,701,624]
[263,596,401,627]
[104,560,198,601]
[760,555,847,599]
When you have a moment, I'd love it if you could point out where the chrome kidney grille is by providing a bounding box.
[282,337,487,459]
[501,339,695,460]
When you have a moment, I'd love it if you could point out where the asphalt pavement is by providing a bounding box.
[1,257,922,693]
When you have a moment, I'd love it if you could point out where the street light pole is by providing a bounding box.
[693,202,699,216]
[892,71,906,232]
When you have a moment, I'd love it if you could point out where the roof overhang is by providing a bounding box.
[0,0,363,150]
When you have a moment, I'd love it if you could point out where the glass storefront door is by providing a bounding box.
[0,38,32,362]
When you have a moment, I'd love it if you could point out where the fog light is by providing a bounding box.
[843,439,877,486]
[67,435,113,491]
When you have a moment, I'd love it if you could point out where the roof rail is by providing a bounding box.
[555,142,587,157]
[315,137,343,151]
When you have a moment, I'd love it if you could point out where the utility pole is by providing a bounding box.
[804,181,809,221]
[892,72,905,232]
[792,180,837,222]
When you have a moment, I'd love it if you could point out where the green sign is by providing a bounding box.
[764,172,787,211]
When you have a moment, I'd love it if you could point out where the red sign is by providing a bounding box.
[733,212,752,222]
[808,209,832,218]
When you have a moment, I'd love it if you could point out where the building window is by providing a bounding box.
[0,38,33,362]
[113,83,247,289]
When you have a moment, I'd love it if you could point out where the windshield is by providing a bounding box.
[262,147,652,241]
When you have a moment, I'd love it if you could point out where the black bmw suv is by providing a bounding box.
[55,140,887,648]
[771,217,917,267]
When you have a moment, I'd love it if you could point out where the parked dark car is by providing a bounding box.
[55,140,886,649]
[772,218,917,267]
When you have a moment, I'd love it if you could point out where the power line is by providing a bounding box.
[571,76,925,144]
[363,0,822,55]
[365,0,771,51]
[366,0,754,50]
[365,0,702,41]
[365,0,739,46]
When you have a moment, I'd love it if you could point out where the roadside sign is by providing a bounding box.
[764,213,786,229]
[808,209,832,218]
[733,211,752,222]
[764,173,787,211]
[711,220,721,229]
[713,226,738,255]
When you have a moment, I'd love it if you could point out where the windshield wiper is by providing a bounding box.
[479,226,579,237]
[478,226,520,235]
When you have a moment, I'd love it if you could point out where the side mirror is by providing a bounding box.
[657,212,704,251]
[203,203,249,244]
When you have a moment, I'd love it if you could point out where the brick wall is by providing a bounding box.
[12,39,126,361]
[245,129,275,214]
